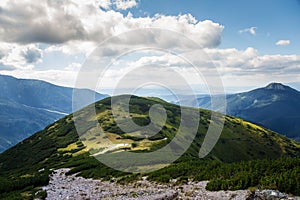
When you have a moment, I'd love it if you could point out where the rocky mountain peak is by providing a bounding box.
[265,83,290,91]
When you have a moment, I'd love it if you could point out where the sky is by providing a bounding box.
[0,0,300,95]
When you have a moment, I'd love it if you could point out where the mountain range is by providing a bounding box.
[179,83,300,142]
[0,95,299,198]
[0,75,107,152]
[1,74,299,154]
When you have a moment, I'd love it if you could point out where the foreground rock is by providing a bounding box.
[42,169,297,200]
[247,190,300,200]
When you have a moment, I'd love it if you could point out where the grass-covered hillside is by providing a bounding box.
[0,95,299,199]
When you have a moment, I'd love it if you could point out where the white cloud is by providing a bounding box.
[64,62,82,71]
[1,68,79,88]
[42,14,223,57]
[0,0,224,80]
[0,0,86,44]
[22,46,43,64]
[99,0,112,9]
[276,40,290,46]
[0,1,224,50]
[114,0,138,10]
[196,47,300,78]
[0,43,42,70]
[239,27,257,35]
[122,47,300,88]
[98,0,139,10]
[45,41,97,56]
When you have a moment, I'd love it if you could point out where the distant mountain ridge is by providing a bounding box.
[0,74,108,152]
[182,83,300,141]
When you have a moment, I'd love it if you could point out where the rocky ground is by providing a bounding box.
[42,169,299,200]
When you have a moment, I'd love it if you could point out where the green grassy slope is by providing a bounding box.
[0,95,299,199]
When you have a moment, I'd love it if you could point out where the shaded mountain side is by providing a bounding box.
[0,96,299,198]
[0,100,61,151]
[0,74,108,152]
[181,83,300,141]
[226,83,300,140]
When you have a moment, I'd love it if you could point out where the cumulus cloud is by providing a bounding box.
[0,1,223,49]
[99,0,138,10]
[45,41,97,56]
[99,0,112,9]
[127,47,300,78]
[0,0,86,44]
[276,40,290,46]
[22,46,43,63]
[202,48,300,77]
[0,43,42,70]
[0,0,224,73]
[114,0,138,10]
[239,27,257,35]
[64,62,82,71]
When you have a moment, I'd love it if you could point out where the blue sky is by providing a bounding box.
[0,0,300,94]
